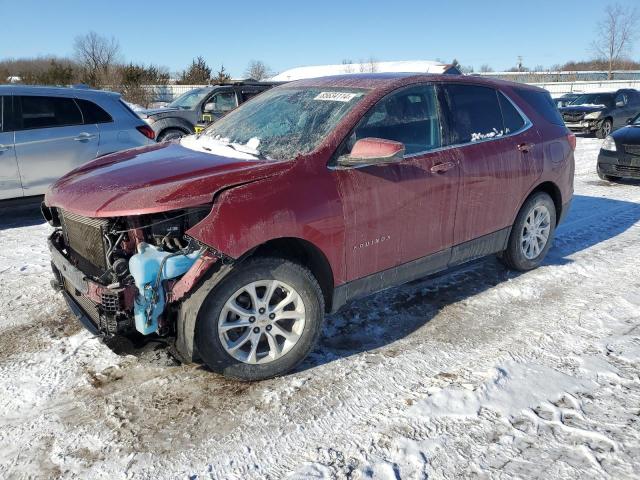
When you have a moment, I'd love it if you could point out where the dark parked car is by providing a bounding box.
[43,74,575,380]
[597,113,640,181]
[555,92,580,108]
[137,82,279,141]
[559,89,640,138]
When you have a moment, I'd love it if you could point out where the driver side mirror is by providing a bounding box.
[204,102,216,113]
[627,118,634,125]
[338,138,405,167]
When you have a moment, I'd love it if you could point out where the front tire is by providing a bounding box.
[195,257,324,381]
[500,192,556,271]
[596,119,612,139]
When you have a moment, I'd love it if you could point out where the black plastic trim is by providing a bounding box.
[331,227,511,313]
[61,290,100,335]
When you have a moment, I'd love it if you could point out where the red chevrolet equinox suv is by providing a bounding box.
[43,74,575,380]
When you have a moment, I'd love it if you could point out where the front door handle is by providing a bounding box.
[73,132,96,141]
[430,161,456,174]
[517,142,535,153]
[0,144,13,152]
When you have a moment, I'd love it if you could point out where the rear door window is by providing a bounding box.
[76,99,113,124]
[514,88,564,126]
[442,84,504,144]
[208,91,237,112]
[18,95,83,130]
[347,84,441,155]
[498,92,526,134]
[0,96,3,132]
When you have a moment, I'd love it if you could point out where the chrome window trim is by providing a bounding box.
[329,86,533,170]
[404,91,533,158]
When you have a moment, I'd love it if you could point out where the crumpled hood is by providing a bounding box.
[45,142,288,218]
[559,105,607,114]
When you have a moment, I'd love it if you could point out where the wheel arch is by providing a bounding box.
[240,237,336,313]
[153,117,194,139]
[525,181,563,225]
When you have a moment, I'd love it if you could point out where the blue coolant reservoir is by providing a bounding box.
[129,242,201,335]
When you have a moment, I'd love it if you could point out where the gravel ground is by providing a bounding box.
[0,137,639,479]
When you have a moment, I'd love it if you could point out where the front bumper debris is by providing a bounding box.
[49,236,136,335]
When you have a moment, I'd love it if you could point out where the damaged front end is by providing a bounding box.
[44,205,220,339]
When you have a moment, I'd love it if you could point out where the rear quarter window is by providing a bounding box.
[515,88,564,126]
[76,98,112,124]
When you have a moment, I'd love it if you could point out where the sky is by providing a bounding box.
[1,0,638,77]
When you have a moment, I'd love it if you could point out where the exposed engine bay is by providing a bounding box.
[43,204,216,337]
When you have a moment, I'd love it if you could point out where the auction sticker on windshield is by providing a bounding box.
[314,92,361,102]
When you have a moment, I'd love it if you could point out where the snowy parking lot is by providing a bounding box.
[1,137,639,479]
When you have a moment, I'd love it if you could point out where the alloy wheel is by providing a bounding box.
[218,280,306,364]
[520,204,551,260]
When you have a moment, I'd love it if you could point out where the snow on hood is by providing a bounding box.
[180,135,262,160]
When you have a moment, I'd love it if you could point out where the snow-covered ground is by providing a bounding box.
[1,137,639,479]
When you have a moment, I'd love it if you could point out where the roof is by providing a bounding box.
[282,73,547,94]
[0,84,120,97]
[270,60,461,81]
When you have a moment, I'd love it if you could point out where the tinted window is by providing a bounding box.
[1,96,15,132]
[19,96,83,130]
[76,99,112,124]
[498,92,525,133]
[241,90,261,102]
[209,92,237,112]
[443,84,504,144]
[346,84,441,155]
[516,88,564,125]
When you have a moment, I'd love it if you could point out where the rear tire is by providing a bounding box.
[195,257,324,381]
[158,128,187,142]
[500,192,556,272]
[596,119,612,139]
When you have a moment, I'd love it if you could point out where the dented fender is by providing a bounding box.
[185,157,347,285]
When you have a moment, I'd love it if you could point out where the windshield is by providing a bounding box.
[199,87,367,160]
[569,93,614,108]
[632,114,640,125]
[167,88,210,109]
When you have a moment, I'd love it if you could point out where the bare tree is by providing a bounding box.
[479,64,494,73]
[341,59,354,73]
[73,31,121,86]
[592,3,639,79]
[359,57,379,73]
[244,60,272,80]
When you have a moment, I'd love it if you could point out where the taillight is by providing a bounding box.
[567,133,576,151]
[136,125,156,140]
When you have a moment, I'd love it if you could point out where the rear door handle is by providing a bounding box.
[430,161,456,174]
[73,132,96,141]
[517,142,535,153]
[0,144,13,152]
